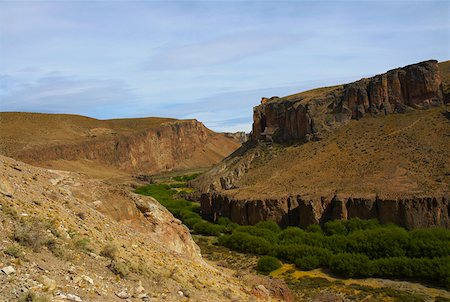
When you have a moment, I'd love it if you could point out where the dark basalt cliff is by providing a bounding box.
[201,193,450,229]
[252,60,445,142]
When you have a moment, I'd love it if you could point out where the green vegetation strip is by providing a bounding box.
[135,180,450,289]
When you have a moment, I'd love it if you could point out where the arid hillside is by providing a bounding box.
[0,154,285,301]
[193,60,450,229]
[0,113,240,178]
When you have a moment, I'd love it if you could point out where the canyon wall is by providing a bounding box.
[201,193,450,229]
[252,60,445,142]
[9,119,239,175]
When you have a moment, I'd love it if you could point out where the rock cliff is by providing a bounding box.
[252,60,445,142]
[193,60,450,229]
[0,113,240,177]
[200,193,450,230]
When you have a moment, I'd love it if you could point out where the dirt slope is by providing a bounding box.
[0,155,283,301]
[0,113,240,178]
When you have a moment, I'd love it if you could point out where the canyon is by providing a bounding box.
[193,60,450,229]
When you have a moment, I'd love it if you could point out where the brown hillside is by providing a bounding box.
[0,113,240,178]
[0,155,278,301]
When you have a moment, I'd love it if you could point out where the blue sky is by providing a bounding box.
[0,0,449,132]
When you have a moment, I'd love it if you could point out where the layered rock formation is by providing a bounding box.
[194,60,450,229]
[252,60,445,142]
[0,113,240,177]
[201,193,450,230]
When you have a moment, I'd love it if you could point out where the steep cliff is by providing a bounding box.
[252,60,445,143]
[200,193,450,230]
[0,113,240,177]
[193,60,450,229]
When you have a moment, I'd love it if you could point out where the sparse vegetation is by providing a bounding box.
[73,237,92,253]
[100,242,118,260]
[4,243,23,258]
[13,218,50,252]
[108,260,130,278]
[18,292,49,302]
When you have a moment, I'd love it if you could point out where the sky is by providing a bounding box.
[0,0,449,132]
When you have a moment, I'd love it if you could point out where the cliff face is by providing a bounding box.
[193,60,450,230]
[252,60,445,142]
[201,193,450,230]
[0,114,240,177]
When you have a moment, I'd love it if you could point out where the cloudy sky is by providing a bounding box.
[0,0,449,132]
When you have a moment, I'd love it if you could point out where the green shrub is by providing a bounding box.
[218,233,272,255]
[193,222,225,236]
[295,256,321,271]
[235,225,279,243]
[257,256,281,274]
[323,220,348,236]
[305,224,322,233]
[329,253,371,277]
[255,221,281,233]
[184,217,203,229]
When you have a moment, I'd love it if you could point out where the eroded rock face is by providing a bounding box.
[252,60,444,142]
[12,120,238,175]
[201,193,450,229]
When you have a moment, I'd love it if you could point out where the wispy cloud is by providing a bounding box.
[147,32,300,70]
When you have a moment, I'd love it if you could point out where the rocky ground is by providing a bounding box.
[0,155,285,302]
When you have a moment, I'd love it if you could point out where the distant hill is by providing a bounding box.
[0,113,240,178]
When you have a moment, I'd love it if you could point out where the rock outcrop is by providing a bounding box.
[201,193,450,229]
[252,60,445,142]
[194,60,450,230]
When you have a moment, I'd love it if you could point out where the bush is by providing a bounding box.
[184,217,203,229]
[218,233,272,255]
[305,224,322,233]
[4,243,23,258]
[73,237,92,252]
[329,253,371,277]
[255,221,281,233]
[13,219,49,252]
[109,260,130,278]
[295,256,321,271]
[18,292,49,302]
[235,226,279,243]
[100,243,118,260]
[323,220,348,236]
[275,244,331,264]
[257,256,281,274]
[193,222,225,236]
